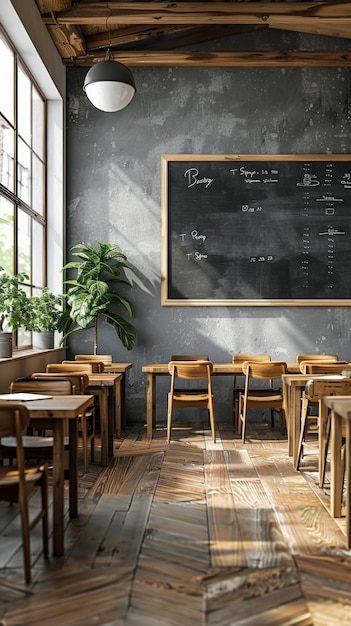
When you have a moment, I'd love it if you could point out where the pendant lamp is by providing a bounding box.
[83,52,136,113]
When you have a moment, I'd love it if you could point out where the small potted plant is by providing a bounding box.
[0,266,31,357]
[27,288,64,349]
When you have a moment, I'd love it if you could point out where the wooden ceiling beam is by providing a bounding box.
[86,24,267,51]
[41,2,351,27]
[66,50,351,68]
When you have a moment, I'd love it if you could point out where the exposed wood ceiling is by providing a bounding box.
[34,1,351,68]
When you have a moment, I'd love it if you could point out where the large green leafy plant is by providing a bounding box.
[60,243,136,353]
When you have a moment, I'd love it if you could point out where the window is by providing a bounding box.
[0,28,46,349]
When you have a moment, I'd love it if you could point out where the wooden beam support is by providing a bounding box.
[67,50,351,68]
[42,2,351,27]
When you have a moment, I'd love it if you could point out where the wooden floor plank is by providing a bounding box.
[1,421,351,625]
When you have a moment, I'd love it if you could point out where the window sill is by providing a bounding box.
[0,346,66,364]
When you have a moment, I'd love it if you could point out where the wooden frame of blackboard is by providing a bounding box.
[161,154,351,306]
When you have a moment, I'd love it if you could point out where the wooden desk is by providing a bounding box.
[102,363,132,430]
[20,395,94,557]
[323,396,351,548]
[87,373,122,466]
[283,373,351,469]
[142,362,300,439]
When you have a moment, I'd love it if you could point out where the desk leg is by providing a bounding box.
[120,374,127,430]
[115,379,122,439]
[68,418,78,519]
[98,388,110,466]
[292,386,302,467]
[330,410,343,518]
[346,422,351,549]
[107,384,116,456]
[52,420,65,557]
[146,373,156,439]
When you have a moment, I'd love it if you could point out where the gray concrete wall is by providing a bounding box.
[66,30,351,425]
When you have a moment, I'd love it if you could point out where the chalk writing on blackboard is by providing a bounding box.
[161,154,351,306]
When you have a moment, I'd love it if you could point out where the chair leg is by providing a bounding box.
[208,403,216,443]
[81,414,88,473]
[296,397,309,470]
[320,414,331,488]
[18,487,32,584]
[167,395,173,443]
[40,467,49,558]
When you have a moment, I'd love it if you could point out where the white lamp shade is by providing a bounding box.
[83,60,136,112]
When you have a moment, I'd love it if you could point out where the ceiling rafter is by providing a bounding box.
[34,1,351,66]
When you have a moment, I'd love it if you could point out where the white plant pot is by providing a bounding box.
[33,331,54,350]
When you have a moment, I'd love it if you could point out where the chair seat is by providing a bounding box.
[172,391,212,403]
[246,391,283,404]
[1,435,69,448]
[0,465,44,484]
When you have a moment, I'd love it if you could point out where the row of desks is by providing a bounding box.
[142,361,351,548]
[0,363,132,557]
[141,362,301,439]
[11,361,351,556]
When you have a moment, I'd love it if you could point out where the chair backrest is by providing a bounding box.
[232,354,271,364]
[300,361,349,375]
[10,376,73,395]
[168,360,213,382]
[75,354,112,365]
[63,359,104,373]
[31,372,90,395]
[241,361,287,381]
[296,354,339,364]
[47,362,93,374]
[170,355,209,361]
[0,402,30,439]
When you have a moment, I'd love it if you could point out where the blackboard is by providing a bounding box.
[161,154,351,306]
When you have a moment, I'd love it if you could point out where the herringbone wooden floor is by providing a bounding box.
[1,418,351,626]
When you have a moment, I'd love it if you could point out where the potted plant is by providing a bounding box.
[27,288,64,349]
[60,242,137,354]
[0,266,31,357]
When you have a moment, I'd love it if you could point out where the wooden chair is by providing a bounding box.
[238,361,287,443]
[62,360,105,373]
[231,355,271,429]
[170,355,209,361]
[296,354,339,365]
[1,377,73,463]
[46,362,93,375]
[31,372,95,472]
[75,354,112,366]
[296,369,351,477]
[297,362,349,456]
[47,363,102,468]
[0,402,48,584]
[167,360,216,443]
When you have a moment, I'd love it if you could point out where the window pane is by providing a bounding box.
[17,137,31,204]
[0,115,14,191]
[33,153,44,215]
[32,87,44,159]
[32,219,44,287]
[0,195,14,272]
[17,208,31,276]
[18,65,31,145]
[0,34,14,125]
